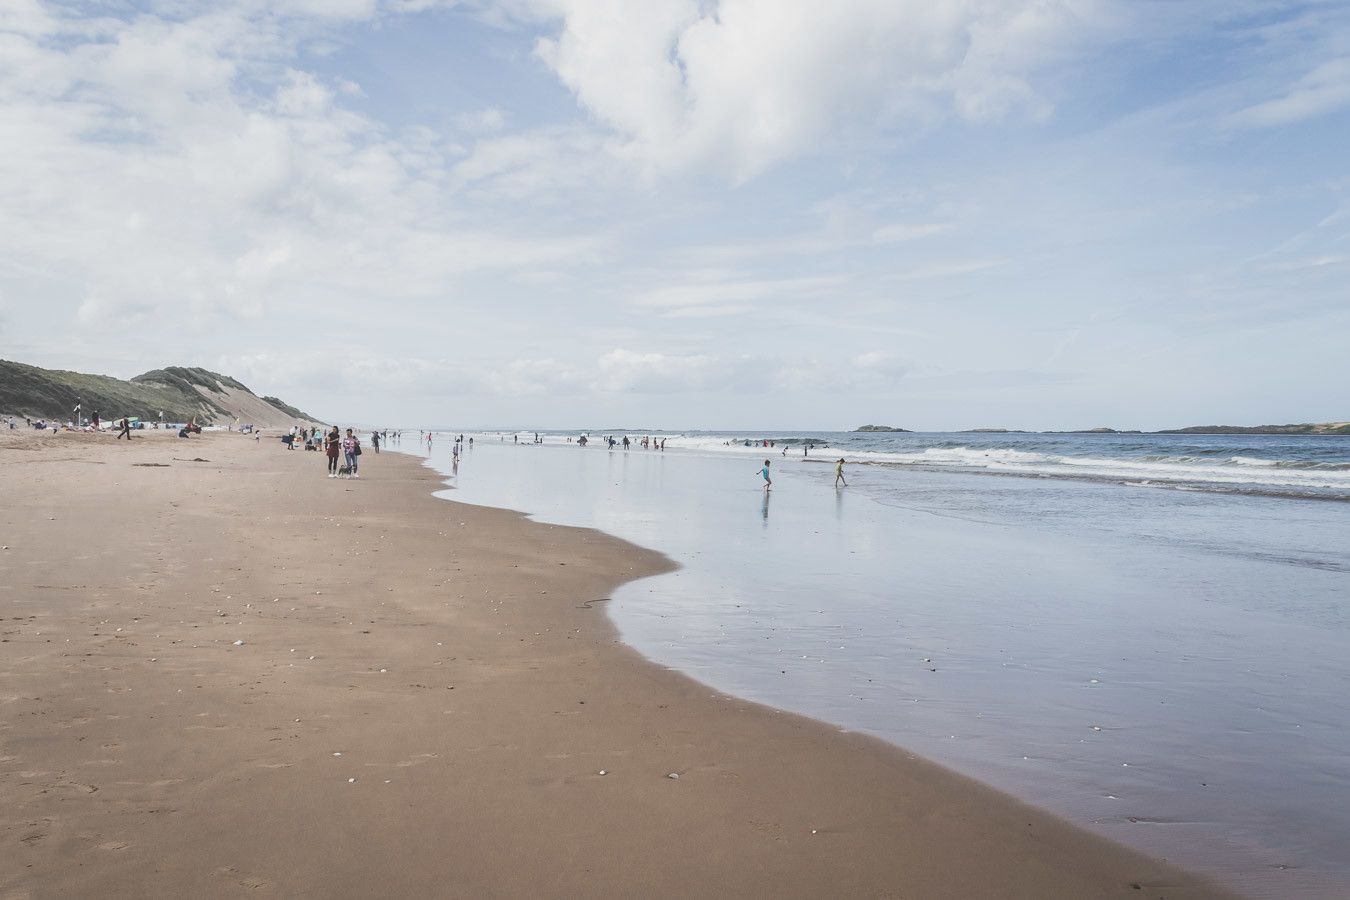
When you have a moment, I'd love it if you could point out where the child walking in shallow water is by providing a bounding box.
[760,459,772,491]
[835,458,847,487]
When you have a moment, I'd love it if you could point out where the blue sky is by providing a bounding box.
[0,0,1346,429]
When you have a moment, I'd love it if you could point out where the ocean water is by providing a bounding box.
[392,431,1350,898]
[494,429,1350,500]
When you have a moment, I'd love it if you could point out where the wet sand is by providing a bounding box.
[0,430,1230,898]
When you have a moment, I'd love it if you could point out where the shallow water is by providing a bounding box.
[498,429,1350,500]
[396,435,1350,898]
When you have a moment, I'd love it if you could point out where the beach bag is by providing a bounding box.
[354,444,362,456]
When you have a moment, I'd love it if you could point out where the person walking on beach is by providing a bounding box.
[343,428,361,478]
[325,426,341,477]
[835,458,847,487]
[117,417,132,440]
[760,459,772,491]
[372,430,381,454]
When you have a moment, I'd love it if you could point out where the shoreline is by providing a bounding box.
[1,430,1231,897]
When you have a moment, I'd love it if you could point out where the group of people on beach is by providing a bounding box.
[586,434,665,450]
[316,426,362,478]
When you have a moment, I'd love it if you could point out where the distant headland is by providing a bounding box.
[1157,423,1350,435]
[853,422,1348,435]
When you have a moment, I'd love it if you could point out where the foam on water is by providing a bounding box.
[456,430,1350,499]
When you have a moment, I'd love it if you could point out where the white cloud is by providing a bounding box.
[633,274,844,316]
[0,3,608,336]
[523,0,1104,178]
[455,107,507,133]
[1228,57,1350,128]
[225,345,906,401]
[872,222,955,243]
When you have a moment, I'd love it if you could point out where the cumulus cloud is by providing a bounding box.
[0,1,606,337]
[521,0,1104,178]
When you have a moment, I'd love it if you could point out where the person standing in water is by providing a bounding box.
[760,459,772,491]
[835,458,847,487]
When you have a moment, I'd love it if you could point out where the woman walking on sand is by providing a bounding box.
[325,426,341,477]
[835,458,847,487]
[342,428,360,478]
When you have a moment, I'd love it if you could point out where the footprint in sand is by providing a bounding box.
[97,840,130,851]
[213,865,269,891]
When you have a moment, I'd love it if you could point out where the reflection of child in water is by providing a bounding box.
[835,458,847,487]
[761,459,772,490]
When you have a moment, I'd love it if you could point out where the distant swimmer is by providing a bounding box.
[835,458,847,487]
[760,459,772,491]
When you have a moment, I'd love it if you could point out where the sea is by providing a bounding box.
[389,429,1349,898]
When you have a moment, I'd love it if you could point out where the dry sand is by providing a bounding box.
[0,430,1233,899]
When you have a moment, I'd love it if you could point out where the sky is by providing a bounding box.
[0,0,1347,430]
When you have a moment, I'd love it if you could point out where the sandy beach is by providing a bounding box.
[0,430,1230,899]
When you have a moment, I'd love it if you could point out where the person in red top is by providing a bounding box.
[324,426,341,478]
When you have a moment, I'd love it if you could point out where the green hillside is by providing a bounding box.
[0,359,315,424]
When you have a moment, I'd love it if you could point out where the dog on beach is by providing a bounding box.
[337,465,354,477]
